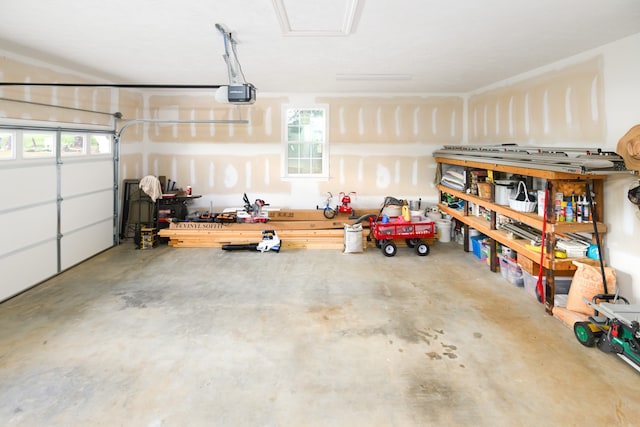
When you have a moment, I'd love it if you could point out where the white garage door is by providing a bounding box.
[0,126,115,302]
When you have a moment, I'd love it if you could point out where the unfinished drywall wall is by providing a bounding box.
[118,93,463,209]
[0,56,116,127]
[468,57,605,144]
[318,96,463,201]
[599,33,640,304]
[318,96,463,144]
[117,90,145,139]
[118,95,291,201]
[467,37,640,304]
[146,95,283,143]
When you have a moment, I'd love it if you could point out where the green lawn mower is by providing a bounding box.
[574,293,640,373]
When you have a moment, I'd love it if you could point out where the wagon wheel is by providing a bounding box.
[375,238,383,248]
[415,241,430,256]
[382,241,397,257]
[406,238,420,248]
[574,322,600,347]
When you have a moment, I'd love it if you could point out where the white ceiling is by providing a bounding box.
[1,0,640,94]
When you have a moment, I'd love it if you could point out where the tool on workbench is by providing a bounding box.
[199,201,213,220]
[237,193,269,223]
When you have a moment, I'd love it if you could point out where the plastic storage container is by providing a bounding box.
[503,256,523,286]
[556,240,589,258]
[498,254,509,280]
[521,269,572,298]
[470,235,487,259]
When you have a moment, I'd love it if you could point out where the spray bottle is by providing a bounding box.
[565,199,574,222]
[576,192,583,223]
[582,193,591,222]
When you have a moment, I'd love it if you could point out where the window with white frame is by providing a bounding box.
[284,106,328,177]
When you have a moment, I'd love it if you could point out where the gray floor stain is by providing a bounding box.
[116,290,163,309]
[426,351,442,360]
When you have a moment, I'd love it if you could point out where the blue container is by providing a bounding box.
[470,234,487,259]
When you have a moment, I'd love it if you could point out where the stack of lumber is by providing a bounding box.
[158,209,379,250]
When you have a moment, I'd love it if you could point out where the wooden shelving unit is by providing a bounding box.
[436,157,608,314]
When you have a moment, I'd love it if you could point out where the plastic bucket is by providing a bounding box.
[495,180,517,205]
[468,228,480,247]
[436,219,452,242]
[427,210,442,221]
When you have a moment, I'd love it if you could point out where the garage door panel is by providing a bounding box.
[60,191,113,233]
[1,127,115,302]
[0,240,58,302]
[61,160,113,198]
[0,165,57,211]
[61,220,113,270]
[0,203,57,257]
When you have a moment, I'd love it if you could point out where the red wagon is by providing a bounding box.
[368,216,436,257]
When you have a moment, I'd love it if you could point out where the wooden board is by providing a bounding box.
[160,222,350,249]
[159,209,380,249]
[169,220,347,230]
[260,209,378,221]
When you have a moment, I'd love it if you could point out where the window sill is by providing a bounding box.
[281,175,329,182]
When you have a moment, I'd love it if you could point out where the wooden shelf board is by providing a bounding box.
[440,204,593,271]
[438,184,607,233]
[435,157,609,180]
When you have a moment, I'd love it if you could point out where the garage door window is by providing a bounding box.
[61,133,112,157]
[62,134,86,156]
[0,131,15,160]
[23,132,55,158]
[90,135,112,155]
[284,106,328,177]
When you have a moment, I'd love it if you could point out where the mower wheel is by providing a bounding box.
[416,242,430,256]
[382,241,397,257]
[574,321,599,347]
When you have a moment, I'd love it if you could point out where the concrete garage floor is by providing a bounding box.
[0,240,638,427]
